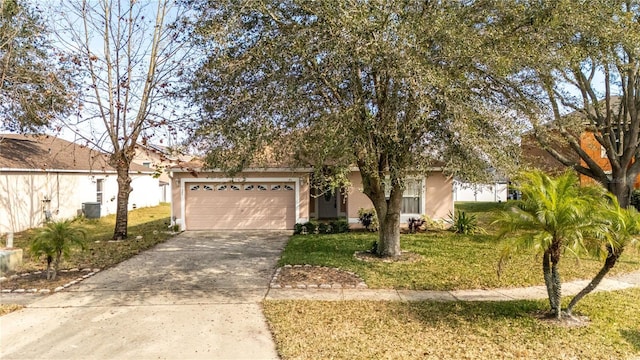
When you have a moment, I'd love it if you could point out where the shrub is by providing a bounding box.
[330,218,350,233]
[293,223,305,235]
[358,208,379,231]
[303,221,318,234]
[407,217,425,233]
[421,215,448,231]
[318,222,330,234]
[448,210,483,235]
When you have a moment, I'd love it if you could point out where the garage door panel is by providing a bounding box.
[185,182,296,230]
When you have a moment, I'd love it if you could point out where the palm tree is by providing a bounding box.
[565,194,640,315]
[493,170,607,319]
[30,219,86,280]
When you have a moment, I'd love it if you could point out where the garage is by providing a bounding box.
[184,181,297,230]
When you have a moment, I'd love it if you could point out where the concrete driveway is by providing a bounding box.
[0,231,290,360]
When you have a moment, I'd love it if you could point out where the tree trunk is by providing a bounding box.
[111,148,133,240]
[52,251,62,281]
[608,175,633,208]
[114,167,132,240]
[46,255,53,280]
[377,210,401,257]
[542,250,558,314]
[566,246,621,315]
[550,260,562,319]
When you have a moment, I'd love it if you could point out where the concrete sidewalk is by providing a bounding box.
[265,270,640,302]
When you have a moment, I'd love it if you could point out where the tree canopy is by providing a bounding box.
[500,0,640,207]
[188,0,526,256]
[0,0,75,132]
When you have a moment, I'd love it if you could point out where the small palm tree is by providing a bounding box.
[493,170,607,319]
[30,219,87,280]
[565,194,640,314]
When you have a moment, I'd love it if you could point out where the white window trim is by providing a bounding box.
[179,177,301,231]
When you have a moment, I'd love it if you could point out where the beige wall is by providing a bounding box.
[170,170,310,226]
[346,171,453,226]
[0,171,159,234]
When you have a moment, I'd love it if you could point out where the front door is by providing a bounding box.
[318,190,338,219]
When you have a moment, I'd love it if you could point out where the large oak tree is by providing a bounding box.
[503,0,640,208]
[188,0,524,256]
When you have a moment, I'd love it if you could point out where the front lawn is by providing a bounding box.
[280,201,640,290]
[263,288,640,359]
[9,203,173,272]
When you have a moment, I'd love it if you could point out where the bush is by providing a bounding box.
[407,217,425,233]
[358,208,379,231]
[294,218,349,235]
[448,210,483,235]
[303,221,318,234]
[330,218,350,233]
[421,215,448,231]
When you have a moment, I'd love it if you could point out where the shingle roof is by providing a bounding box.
[0,134,152,173]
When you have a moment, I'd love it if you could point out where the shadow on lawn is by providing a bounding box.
[620,329,640,351]
[406,299,542,326]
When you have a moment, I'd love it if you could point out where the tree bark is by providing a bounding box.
[608,176,633,208]
[377,209,401,257]
[542,250,557,314]
[112,150,132,240]
[566,246,621,315]
[550,260,562,319]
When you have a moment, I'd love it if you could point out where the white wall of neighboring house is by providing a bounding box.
[453,181,508,202]
[0,171,159,234]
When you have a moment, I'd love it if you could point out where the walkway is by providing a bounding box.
[265,270,640,302]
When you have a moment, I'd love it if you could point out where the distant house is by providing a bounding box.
[453,180,508,202]
[132,143,193,203]
[169,161,453,230]
[0,134,158,234]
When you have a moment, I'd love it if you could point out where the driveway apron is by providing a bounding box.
[0,231,289,360]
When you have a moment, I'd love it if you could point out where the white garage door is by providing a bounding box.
[185,182,296,230]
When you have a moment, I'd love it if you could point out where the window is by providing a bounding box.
[402,180,422,214]
[257,185,268,191]
[271,184,281,191]
[385,179,422,214]
[203,185,213,191]
[217,185,227,191]
[96,179,104,203]
[230,185,240,191]
[142,162,152,168]
[189,185,200,191]
[284,184,294,191]
[244,184,254,191]
[601,145,607,159]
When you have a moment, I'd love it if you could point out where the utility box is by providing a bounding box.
[82,202,101,219]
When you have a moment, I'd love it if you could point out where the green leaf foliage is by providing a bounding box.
[30,218,87,280]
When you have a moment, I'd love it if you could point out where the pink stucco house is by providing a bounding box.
[169,162,453,231]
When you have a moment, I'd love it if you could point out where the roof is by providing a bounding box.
[0,134,153,173]
[520,133,576,175]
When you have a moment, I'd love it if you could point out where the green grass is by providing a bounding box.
[280,231,639,290]
[263,288,640,360]
[10,203,173,271]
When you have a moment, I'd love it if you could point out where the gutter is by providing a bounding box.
[0,168,155,175]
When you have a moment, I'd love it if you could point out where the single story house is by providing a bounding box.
[453,180,509,202]
[132,143,194,203]
[170,163,453,230]
[0,134,159,234]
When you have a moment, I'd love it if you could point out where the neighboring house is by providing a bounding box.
[453,180,508,202]
[0,134,159,234]
[579,131,640,188]
[170,162,453,230]
[132,143,193,203]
